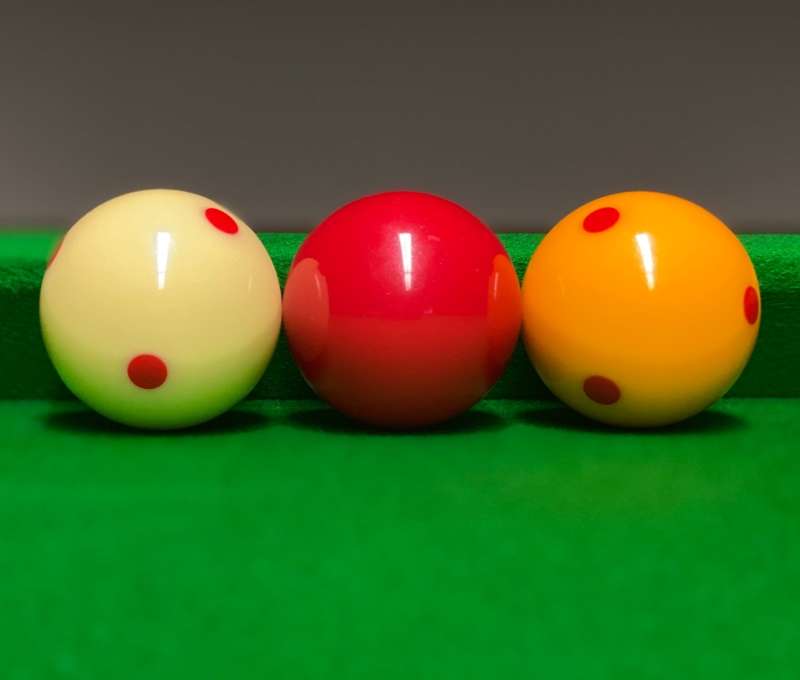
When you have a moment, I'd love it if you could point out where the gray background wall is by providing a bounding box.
[1,0,798,231]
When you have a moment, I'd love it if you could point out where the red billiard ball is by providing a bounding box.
[283,191,522,428]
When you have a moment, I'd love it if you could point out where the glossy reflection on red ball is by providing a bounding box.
[282,191,522,428]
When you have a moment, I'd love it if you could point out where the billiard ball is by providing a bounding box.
[521,191,760,427]
[282,191,522,428]
[40,189,281,429]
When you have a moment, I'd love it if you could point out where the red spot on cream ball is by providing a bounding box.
[205,207,239,234]
[128,354,168,389]
[744,286,759,325]
[583,207,620,233]
[583,375,621,405]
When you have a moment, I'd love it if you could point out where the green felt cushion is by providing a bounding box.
[1,233,797,399]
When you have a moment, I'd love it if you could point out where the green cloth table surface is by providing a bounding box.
[1,233,799,678]
[3,398,800,678]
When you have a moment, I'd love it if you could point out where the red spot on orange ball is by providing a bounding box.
[744,286,759,325]
[128,354,168,389]
[583,375,621,405]
[205,207,238,234]
[583,207,620,233]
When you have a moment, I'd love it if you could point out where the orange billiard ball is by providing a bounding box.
[521,191,760,427]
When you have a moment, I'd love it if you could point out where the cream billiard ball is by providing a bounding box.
[40,189,281,429]
[522,191,760,427]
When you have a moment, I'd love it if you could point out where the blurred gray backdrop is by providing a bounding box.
[1,0,798,231]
